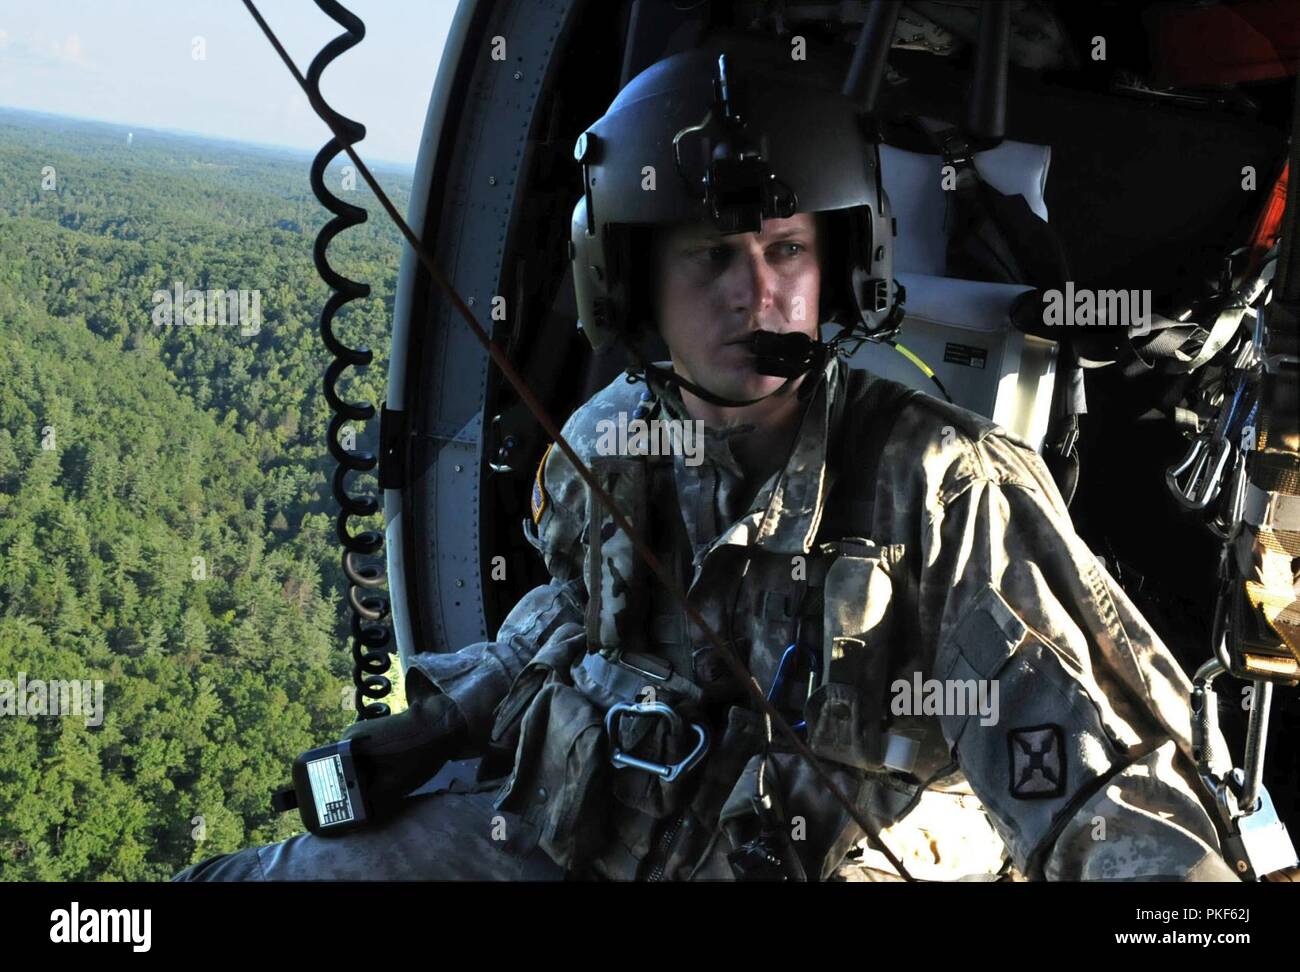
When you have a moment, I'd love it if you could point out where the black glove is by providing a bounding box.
[340,684,472,822]
[273,678,475,835]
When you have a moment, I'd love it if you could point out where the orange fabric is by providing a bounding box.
[1246,160,1289,278]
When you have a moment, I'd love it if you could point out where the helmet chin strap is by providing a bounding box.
[625,329,835,408]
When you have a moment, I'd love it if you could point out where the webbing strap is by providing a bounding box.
[799,369,921,625]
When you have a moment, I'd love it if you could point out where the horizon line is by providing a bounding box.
[0,103,417,174]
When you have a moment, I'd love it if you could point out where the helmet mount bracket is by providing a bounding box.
[674,54,799,236]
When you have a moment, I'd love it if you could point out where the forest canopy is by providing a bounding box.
[0,109,412,880]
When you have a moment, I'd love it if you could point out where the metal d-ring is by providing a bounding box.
[605,701,709,781]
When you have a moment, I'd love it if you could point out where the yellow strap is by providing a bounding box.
[1244,578,1300,660]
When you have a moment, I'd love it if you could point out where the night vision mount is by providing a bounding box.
[673,53,799,236]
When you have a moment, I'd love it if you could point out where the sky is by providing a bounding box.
[0,0,458,167]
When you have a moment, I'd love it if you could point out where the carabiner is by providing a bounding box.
[1208,450,1248,540]
[766,640,821,732]
[605,702,708,782]
[1167,435,1233,510]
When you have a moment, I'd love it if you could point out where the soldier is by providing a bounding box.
[175,39,1238,882]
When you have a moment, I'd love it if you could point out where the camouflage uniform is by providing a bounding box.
[176,357,1238,881]
[407,356,1238,881]
[171,778,566,881]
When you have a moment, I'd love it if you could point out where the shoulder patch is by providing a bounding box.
[1008,724,1067,799]
[531,443,554,526]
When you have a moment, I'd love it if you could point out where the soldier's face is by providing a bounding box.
[652,211,821,403]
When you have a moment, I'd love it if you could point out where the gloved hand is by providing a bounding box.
[339,681,473,822]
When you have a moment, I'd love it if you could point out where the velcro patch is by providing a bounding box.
[531,443,553,526]
[1008,724,1066,799]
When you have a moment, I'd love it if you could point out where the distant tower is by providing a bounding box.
[127,132,133,146]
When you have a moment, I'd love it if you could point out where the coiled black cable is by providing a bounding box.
[306,0,392,719]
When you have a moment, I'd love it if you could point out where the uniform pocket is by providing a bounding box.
[608,705,703,819]
[494,681,612,870]
[936,584,1140,755]
[805,552,896,771]
[805,681,884,770]
[487,619,586,760]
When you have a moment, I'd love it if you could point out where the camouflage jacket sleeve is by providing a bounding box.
[405,438,589,746]
[912,410,1237,881]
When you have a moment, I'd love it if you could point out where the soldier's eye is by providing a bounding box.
[685,244,732,271]
[773,242,806,259]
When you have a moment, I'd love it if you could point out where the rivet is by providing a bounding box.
[488,176,497,186]
[456,579,465,588]
[454,464,463,472]
[513,71,522,80]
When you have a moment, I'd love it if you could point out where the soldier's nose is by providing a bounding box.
[731,247,776,317]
